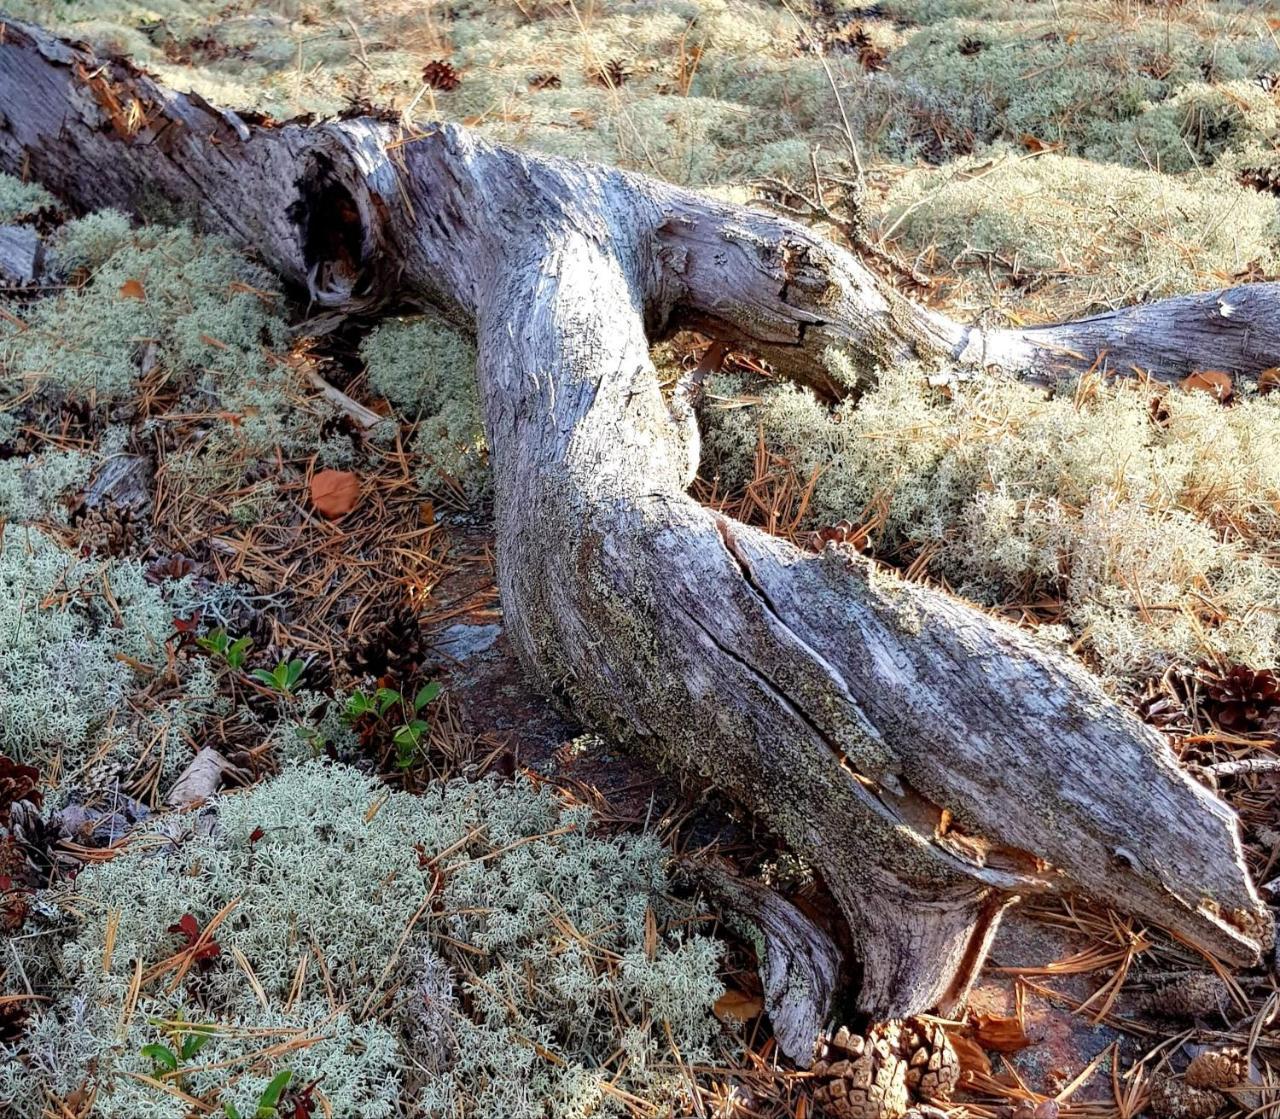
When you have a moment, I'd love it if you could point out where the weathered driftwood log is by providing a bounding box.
[1,17,1273,1050]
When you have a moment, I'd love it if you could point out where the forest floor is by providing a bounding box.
[2,1,1280,1117]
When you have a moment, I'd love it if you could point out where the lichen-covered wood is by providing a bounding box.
[1,15,1272,1044]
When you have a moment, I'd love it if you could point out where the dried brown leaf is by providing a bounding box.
[310,469,362,519]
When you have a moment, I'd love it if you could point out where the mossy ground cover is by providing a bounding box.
[3,0,1280,1116]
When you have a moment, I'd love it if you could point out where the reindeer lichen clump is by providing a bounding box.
[702,364,1280,682]
[2,763,723,1119]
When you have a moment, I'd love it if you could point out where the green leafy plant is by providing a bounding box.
[343,681,441,769]
[224,1069,292,1119]
[196,627,252,671]
[140,1023,213,1076]
[251,660,304,697]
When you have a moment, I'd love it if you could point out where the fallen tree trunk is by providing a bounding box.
[1,16,1273,1053]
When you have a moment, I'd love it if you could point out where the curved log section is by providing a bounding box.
[1,16,1273,1055]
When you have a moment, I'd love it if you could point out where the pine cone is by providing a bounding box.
[77,501,147,557]
[0,996,29,1043]
[1240,165,1280,196]
[8,799,61,880]
[529,72,562,90]
[812,1019,958,1119]
[1138,973,1231,1020]
[0,837,31,933]
[422,60,461,91]
[1185,1049,1248,1091]
[346,601,425,680]
[1201,665,1280,732]
[900,1018,959,1099]
[145,552,199,585]
[826,23,887,70]
[58,396,97,440]
[590,58,630,87]
[1148,1075,1226,1119]
[0,755,41,828]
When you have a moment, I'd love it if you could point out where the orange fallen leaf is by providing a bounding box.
[1020,133,1052,153]
[1258,367,1280,396]
[119,278,146,300]
[972,1011,1032,1053]
[713,989,764,1023]
[1180,369,1233,402]
[310,469,361,519]
[944,1029,992,1080]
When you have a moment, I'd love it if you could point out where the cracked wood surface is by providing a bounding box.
[1,16,1273,1054]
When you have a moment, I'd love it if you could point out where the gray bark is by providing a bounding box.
[1,16,1273,1047]
[690,863,843,1065]
[0,224,42,284]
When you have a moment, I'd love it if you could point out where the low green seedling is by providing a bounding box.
[196,627,252,671]
[251,659,305,697]
[343,681,441,769]
[224,1069,293,1119]
[140,1024,214,1076]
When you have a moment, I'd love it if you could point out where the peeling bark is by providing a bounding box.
[1,16,1273,1030]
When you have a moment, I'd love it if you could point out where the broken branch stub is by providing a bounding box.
[0,16,1272,1030]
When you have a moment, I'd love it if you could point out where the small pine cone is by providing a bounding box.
[812,1019,953,1119]
[78,501,146,557]
[1201,664,1280,731]
[421,59,461,91]
[0,997,29,1043]
[1148,1075,1226,1119]
[1185,1049,1248,1091]
[529,72,561,90]
[1139,973,1231,1020]
[591,58,630,86]
[813,1024,908,1119]
[0,755,42,828]
[899,1018,959,1100]
[346,602,425,680]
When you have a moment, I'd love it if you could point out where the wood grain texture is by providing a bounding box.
[1,16,1272,1037]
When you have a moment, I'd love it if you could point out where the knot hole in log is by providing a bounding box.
[288,151,380,309]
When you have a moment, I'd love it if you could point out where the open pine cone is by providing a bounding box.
[812,1018,958,1119]
[346,601,425,680]
[74,500,147,557]
[1138,972,1231,1020]
[1148,1075,1226,1119]
[1185,1048,1249,1091]
[1201,665,1280,732]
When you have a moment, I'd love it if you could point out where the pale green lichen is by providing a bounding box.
[362,316,490,499]
[880,147,1280,318]
[0,448,92,522]
[702,364,1280,681]
[0,526,179,768]
[0,173,54,223]
[3,762,724,1119]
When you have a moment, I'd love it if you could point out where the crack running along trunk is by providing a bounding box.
[1,17,1273,1055]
